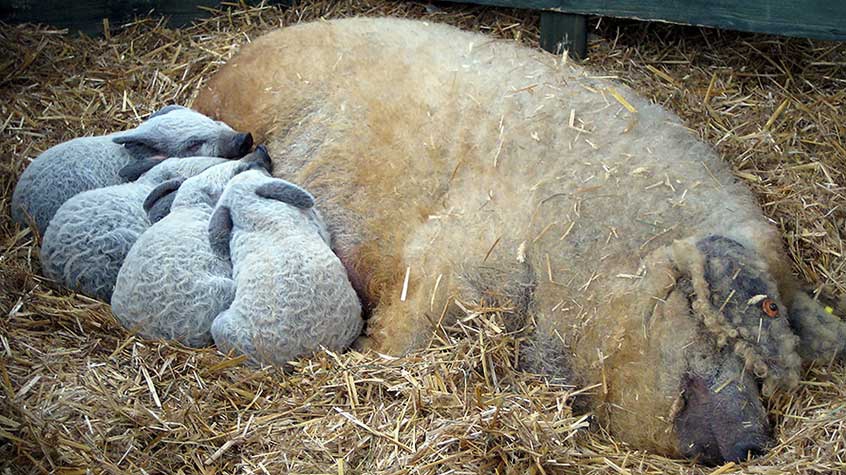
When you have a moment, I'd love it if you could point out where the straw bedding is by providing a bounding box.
[0,1,843,473]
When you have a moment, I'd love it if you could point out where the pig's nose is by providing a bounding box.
[235,132,253,156]
[241,144,272,173]
[675,369,771,465]
[251,145,271,171]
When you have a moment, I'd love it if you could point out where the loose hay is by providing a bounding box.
[0,1,844,473]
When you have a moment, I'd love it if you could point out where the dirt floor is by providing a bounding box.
[0,1,844,473]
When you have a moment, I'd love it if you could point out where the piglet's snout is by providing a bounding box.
[251,145,271,168]
[675,362,772,465]
[240,144,272,173]
[235,132,254,156]
[220,131,254,158]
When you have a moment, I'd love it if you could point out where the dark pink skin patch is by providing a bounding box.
[675,372,770,464]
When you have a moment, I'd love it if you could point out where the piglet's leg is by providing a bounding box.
[787,292,846,363]
[211,308,259,365]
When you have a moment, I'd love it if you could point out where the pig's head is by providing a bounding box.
[113,105,253,159]
[207,168,326,260]
[598,235,802,465]
[143,145,272,219]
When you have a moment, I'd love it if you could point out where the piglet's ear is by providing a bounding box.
[148,104,186,119]
[119,157,166,182]
[144,178,185,223]
[114,131,164,159]
[208,205,233,259]
[255,180,315,209]
[147,193,177,224]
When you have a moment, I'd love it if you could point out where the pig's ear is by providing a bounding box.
[786,292,846,363]
[113,130,167,159]
[118,157,166,182]
[148,104,187,119]
[255,179,315,209]
[143,178,185,223]
[208,204,233,259]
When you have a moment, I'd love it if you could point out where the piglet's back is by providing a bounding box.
[239,247,362,364]
[12,135,132,234]
[41,182,151,301]
[111,207,233,346]
[109,157,270,347]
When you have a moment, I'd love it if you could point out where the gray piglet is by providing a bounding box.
[40,156,229,302]
[208,169,362,368]
[11,105,253,235]
[110,147,271,347]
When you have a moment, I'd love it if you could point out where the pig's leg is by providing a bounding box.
[354,288,440,355]
[211,308,258,364]
[353,266,462,356]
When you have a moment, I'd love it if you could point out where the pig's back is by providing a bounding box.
[196,17,770,304]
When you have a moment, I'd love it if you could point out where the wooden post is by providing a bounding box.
[540,11,587,59]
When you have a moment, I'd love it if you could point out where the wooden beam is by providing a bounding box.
[0,0,290,35]
[440,0,846,42]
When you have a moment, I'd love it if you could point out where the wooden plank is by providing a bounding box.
[440,0,846,41]
[0,1,289,35]
[540,11,587,59]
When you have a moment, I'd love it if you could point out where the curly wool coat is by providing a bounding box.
[194,18,845,462]
[110,151,270,347]
[207,170,362,368]
[11,105,251,235]
[40,156,229,301]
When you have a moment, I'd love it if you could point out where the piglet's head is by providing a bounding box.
[207,161,323,260]
[142,145,272,223]
[601,235,801,465]
[114,105,253,159]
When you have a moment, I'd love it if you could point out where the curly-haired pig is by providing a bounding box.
[39,156,229,302]
[11,105,253,235]
[207,170,362,368]
[194,18,846,464]
[110,147,272,347]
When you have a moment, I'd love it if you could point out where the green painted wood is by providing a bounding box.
[0,1,290,35]
[441,0,846,41]
[540,12,587,58]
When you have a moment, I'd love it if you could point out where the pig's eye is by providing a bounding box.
[186,140,203,152]
[762,298,779,318]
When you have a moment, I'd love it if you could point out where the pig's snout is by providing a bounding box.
[721,441,768,463]
[236,144,272,174]
[675,367,772,465]
[234,132,253,156]
[249,144,271,171]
